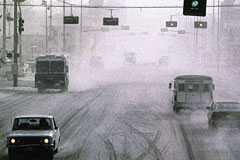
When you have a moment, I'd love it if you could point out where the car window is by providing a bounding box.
[216,102,240,110]
[179,84,185,92]
[13,118,52,130]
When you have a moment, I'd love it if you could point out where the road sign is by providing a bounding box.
[194,21,207,28]
[103,17,119,26]
[64,16,79,24]
[166,21,177,27]
[183,0,207,16]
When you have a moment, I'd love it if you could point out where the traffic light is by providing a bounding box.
[166,21,177,27]
[18,17,24,34]
[183,0,207,17]
[194,21,207,28]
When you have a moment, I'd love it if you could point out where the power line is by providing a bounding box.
[0,3,240,9]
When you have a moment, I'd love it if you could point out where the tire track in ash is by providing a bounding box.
[55,89,110,160]
[179,124,196,160]
[99,104,166,160]
[59,90,103,132]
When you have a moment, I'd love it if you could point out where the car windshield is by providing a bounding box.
[13,118,52,130]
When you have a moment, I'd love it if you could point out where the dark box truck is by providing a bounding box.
[35,55,69,93]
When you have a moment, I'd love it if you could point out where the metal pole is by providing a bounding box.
[80,0,82,55]
[50,0,52,53]
[2,0,6,58]
[217,0,220,73]
[13,0,18,87]
[18,3,22,64]
[45,2,48,54]
[63,0,66,52]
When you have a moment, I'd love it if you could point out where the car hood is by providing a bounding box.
[8,130,54,137]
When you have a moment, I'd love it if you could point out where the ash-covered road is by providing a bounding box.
[0,76,239,160]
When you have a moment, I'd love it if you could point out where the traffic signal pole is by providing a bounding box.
[13,0,18,87]
[2,0,6,58]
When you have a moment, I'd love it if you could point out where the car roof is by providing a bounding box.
[14,115,54,119]
[214,101,240,111]
[175,75,213,80]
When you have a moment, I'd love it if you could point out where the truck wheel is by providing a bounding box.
[38,88,45,93]
[173,105,180,114]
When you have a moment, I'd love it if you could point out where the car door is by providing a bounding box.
[52,118,60,149]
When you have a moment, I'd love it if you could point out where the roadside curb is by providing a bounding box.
[0,86,36,92]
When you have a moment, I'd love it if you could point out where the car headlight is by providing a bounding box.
[44,138,49,144]
[10,138,16,144]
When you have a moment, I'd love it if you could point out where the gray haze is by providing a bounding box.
[1,0,240,160]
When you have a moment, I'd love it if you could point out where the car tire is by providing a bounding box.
[8,149,15,160]
[54,141,59,153]
[47,150,54,160]
[208,121,216,130]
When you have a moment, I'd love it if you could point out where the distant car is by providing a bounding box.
[207,101,240,129]
[7,115,60,159]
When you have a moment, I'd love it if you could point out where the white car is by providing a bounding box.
[207,101,240,129]
[7,115,60,159]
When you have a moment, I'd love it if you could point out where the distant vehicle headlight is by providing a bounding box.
[44,138,49,144]
[10,138,16,144]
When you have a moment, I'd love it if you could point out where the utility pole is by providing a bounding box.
[45,1,48,54]
[49,0,52,53]
[2,0,6,58]
[217,0,220,73]
[80,0,83,55]
[13,0,18,87]
[63,0,66,52]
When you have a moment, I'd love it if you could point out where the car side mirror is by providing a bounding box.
[212,84,215,90]
[206,106,210,110]
[55,126,58,130]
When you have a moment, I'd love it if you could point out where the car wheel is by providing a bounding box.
[208,121,216,130]
[54,141,59,153]
[8,149,15,160]
[47,150,54,160]
[55,148,58,153]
